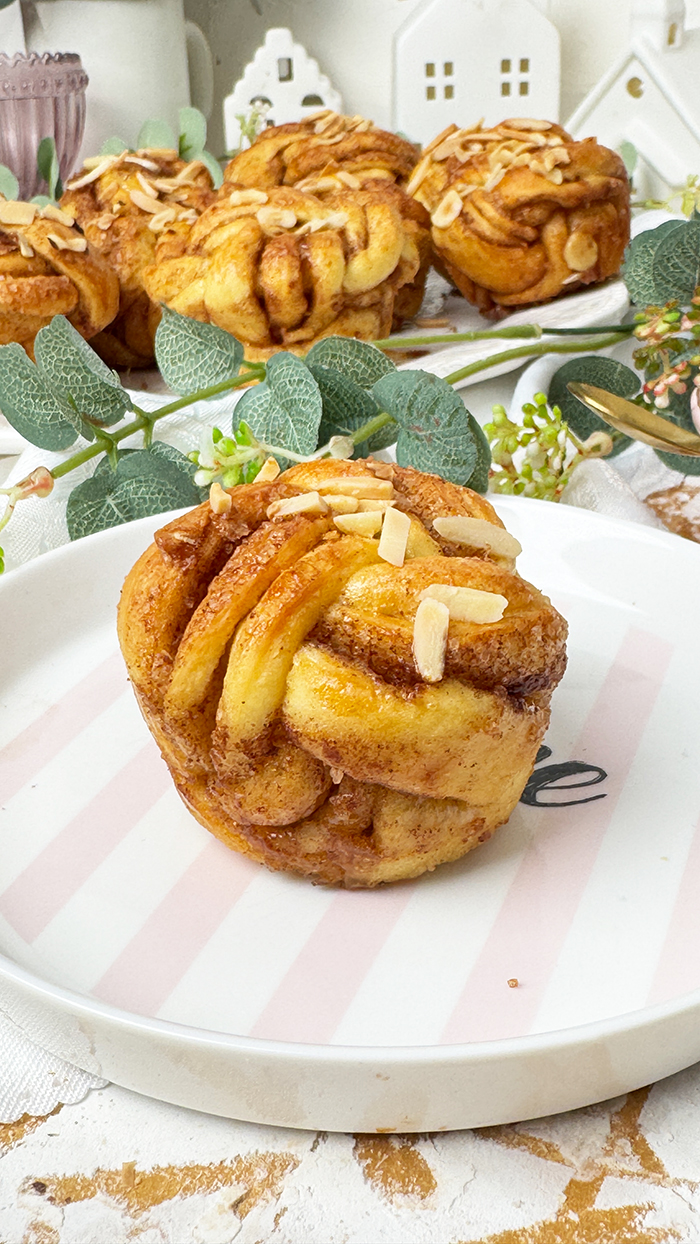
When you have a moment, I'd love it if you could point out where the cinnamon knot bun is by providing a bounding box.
[118,460,567,887]
[61,149,215,367]
[0,199,119,357]
[143,183,430,355]
[407,118,630,315]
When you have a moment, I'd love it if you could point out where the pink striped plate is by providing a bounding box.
[1,498,699,1132]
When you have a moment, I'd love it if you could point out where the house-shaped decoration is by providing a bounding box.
[567,0,700,199]
[392,0,560,146]
[223,27,343,153]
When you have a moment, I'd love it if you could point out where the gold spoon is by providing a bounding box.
[566,382,700,457]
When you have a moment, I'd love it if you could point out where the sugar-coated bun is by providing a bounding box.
[408,118,630,314]
[118,459,567,887]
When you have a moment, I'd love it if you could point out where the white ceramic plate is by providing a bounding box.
[0,498,699,1132]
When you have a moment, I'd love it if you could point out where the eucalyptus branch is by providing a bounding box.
[373,323,634,350]
[49,365,265,482]
[443,332,632,387]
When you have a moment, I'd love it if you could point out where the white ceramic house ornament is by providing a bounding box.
[392,0,560,146]
[567,0,700,199]
[223,27,343,153]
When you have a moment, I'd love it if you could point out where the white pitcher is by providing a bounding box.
[23,0,213,157]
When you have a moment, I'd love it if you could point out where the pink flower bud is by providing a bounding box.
[19,467,54,500]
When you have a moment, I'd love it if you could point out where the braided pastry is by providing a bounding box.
[118,460,567,888]
[61,149,215,368]
[0,198,119,357]
[224,110,420,191]
[143,182,429,356]
[408,118,630,315]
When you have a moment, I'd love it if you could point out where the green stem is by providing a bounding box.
[443,332,632,387]
[50,367,264,482]
[373,323,634,350]
[349,410,395,446]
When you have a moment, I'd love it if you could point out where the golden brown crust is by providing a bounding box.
[61,150,215,366]
[143,183,429,353]
[118,460,567,887]
[408,118,630,314]
[224,112,421,190]
[0,204,119,355]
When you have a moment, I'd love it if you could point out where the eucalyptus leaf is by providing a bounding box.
[618,141,637,177]
[547,356,639,455]
[178,106,207,160]
[372,370,479,485]
[197,148,224,189]
[305,336,395,389]
[100,136,130,156]
[34,316,132,427]
[29,194,52,208]
[651,220,700,304]
[155,307,244,395]
[237,352,322,458]
[465,415,491,493]
[0,163,19,201]
[137,117,177,151]
[308,364,395,456]
[67,443,201,540]
[0,344,78,450]
[622,220,685,307]
[36,136,62,200]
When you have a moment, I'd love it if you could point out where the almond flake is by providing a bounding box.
[419,584,508,623]
[357,498,393,512]
[209,482,232,515]
[433,515,522,559]
[316,475,394,500]
[66,158,117,188]
[0,201,37,226]
[81,154,122,171]
[148,207,178,232]
[336,170,361,189]
[256,456,281,482]
[257,205,297,232]
[129,188,162,214]
[334,510,383,536]
[413,597,449,683]
[124,154,161,171]
[563,231,598,271]
[229,188,269,206]
[16,233,34,258]
[502,118,553,132]
[326,494,360,514]
[39,203,75,226]
[267,491,330,519]
[136,171,159,199]
[330,766,344,783]
[431,188,463,229]
[377,504,410,567]
[173,160,206,183]
[47,232,87,252]
[483,165,506,192]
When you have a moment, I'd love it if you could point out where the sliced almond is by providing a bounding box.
[502,118,553,132]
[81,154,121,171]
[124,154,161,171]
[326,494,360,514]
[377,505,410,567]
[357,497,393,512]
[267,491,330,519]
[15,233,34,258]
[336,169,362,189]
[39,203,75,226]
[209,482,232,515]
[413,598,449,683]
[433,515,522,559]
[483,165,506,192]
[129,188,162,214]
[257,205,297,232]
[256,456,281,482]
[47,232,88,252]
[334,510,383,536]
[148,207,178,232]
[431,188,463,229]
[136,171,159,199]
[229,188,269,206]
[330,766,344,784]
[419,584,508,623]
[0,201,37,226]
[66,158,118,188]
[316,475,394,500]
[563,231,598,271]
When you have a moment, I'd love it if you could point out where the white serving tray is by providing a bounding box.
[0,497,699,1132]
